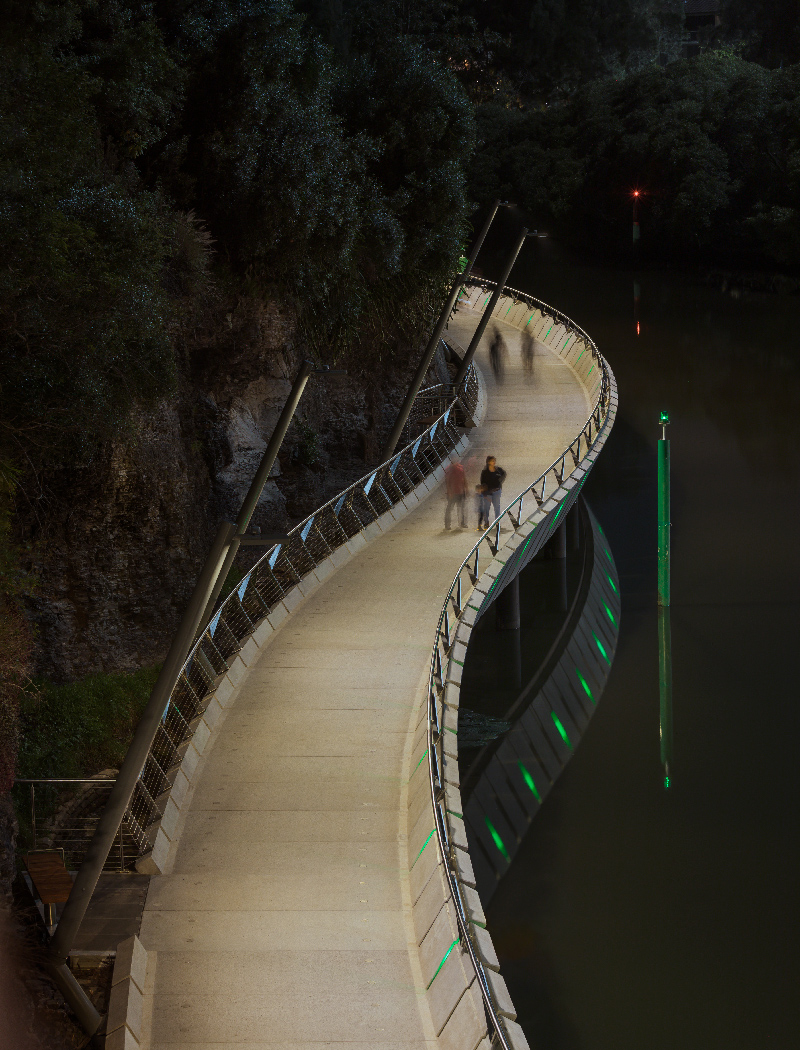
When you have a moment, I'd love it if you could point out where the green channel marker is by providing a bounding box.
[575,667,594,704]
[592,631,610,664]
[484,816,510,861]
[517,761,541,802]
[428,938,460,988]
[551,712,572,748]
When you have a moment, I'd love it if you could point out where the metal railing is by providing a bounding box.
[12,778,133,872]
[38,362,481,871]
[424,280,617,1048]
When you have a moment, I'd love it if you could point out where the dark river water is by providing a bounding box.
[466,234,800,1050]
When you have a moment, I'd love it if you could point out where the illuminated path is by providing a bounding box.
[138,305,591,1049]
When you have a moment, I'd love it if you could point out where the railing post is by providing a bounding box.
[452,228,534,390]
[382,200,507,460]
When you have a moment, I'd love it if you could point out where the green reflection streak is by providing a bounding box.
[517,761,541,801]
[575,667,594,704]
[484,816,510,860]
[551,712,572,748]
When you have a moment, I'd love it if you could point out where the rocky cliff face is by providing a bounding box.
[20,294,427,680]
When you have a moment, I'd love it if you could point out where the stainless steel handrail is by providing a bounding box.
[424,279,617,1048]
[101,362,482,866]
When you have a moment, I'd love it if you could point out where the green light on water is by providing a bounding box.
[551,712,572,748]
[428,938,460,988]
[592,631,610,664]
[603,601,616,625]
[484,816,510,860]
[606,574,618,593]
[517,761,541,801]
[575,667,594,704]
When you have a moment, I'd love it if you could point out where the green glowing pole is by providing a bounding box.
[657,412,672,789]
[657,413,670,608]
[658,605,673,790]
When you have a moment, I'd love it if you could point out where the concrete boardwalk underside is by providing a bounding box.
[140,308,591,1049]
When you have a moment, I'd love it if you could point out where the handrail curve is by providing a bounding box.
[114,360,483,865]
[423,278,618,1049]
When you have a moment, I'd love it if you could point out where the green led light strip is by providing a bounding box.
[413,828,435,865]
[593,630,610,664]
[484,296,491,307]
[587,364,595,377]
[606,574,618,593]
[427,937,460,988]
[602,601,616,625]
[551,711,572,748]
[545,324,554,339]
[505,304,512,316]
[414,748,429,773]
[517,761,541,801]
[604,547,612,562]
[576,348,586,364]
[526,314,534,326]
[575,667,594,704]
[484,816,510,860]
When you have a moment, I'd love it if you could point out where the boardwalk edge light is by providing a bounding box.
[417,277,618,1049]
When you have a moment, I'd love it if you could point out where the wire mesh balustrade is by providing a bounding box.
[423,279,617,1049]
[35,362,480,871]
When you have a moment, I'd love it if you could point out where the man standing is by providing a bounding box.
[444,460,468,529]
[479,455,506,528]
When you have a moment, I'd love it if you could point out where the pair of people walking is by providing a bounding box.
[444,455,506,531]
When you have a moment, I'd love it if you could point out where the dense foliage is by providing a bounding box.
[0,0,475,470]
[471,51,800,266]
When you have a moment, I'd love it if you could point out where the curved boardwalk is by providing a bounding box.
[140,307,591,1049]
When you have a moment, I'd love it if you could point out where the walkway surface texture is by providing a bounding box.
[139,306,592,1049]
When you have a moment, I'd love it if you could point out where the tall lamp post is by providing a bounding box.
[47,359,343,1039]
[381,200,509,460]
[452,227,535,390]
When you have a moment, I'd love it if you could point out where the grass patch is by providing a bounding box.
[17,666,160,780]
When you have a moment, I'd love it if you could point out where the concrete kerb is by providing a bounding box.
[105,935,148,1049]
[405,296,616,1049]
[135,375,488,878]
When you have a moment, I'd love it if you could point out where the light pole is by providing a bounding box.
[452,228,535,390]
[47,358,343,1037]
[381,200,509,460]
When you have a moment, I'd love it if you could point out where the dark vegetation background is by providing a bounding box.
[1,0,798,841]
[0,2,797,1043]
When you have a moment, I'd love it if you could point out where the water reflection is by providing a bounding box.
[472,233,800,1050]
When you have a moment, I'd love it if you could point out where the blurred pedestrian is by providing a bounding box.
[489,327,507,383]
[521,329,534,381]
[444,460,468,529]
[479,455,506,529]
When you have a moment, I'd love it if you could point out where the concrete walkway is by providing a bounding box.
[139,307,591,1049]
